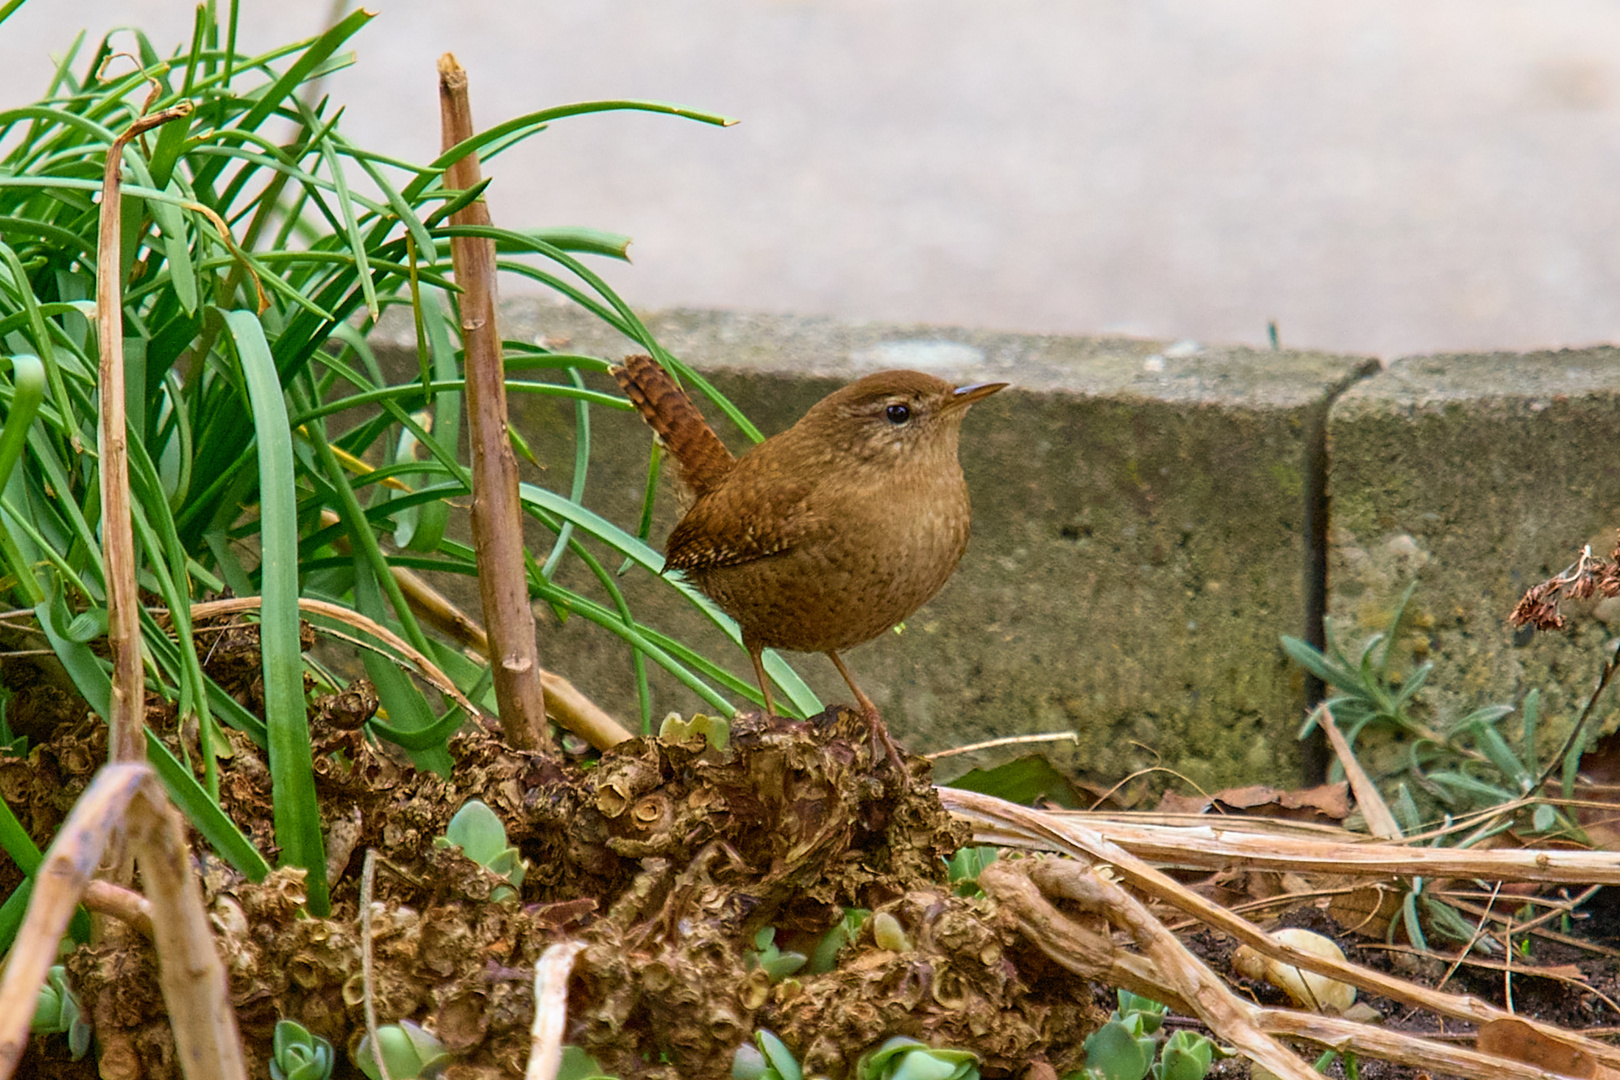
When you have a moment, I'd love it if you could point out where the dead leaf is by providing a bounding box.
[1477,1017,1619,1080]
[1156,782,1351,824]
[1327,881,1402,939]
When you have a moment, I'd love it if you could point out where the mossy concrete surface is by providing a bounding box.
[1328,351,1620,773]
[369,301,1374,788]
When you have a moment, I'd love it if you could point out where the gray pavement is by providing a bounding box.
[6,1,1620,357]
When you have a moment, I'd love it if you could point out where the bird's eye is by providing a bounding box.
[885,403,911,425]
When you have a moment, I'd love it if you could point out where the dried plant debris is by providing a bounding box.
[31,706,1106,1078]
[1509,532,1620,631]
[1156,783,1351,825]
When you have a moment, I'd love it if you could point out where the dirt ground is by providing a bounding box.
[4,654,1619,1079]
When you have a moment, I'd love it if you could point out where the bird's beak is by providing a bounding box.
[945,381,1009,411]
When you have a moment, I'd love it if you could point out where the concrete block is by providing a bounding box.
[369,301,1373,788]
[1328,351,1620,771]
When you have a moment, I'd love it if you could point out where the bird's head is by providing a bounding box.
[797,369,1007,467]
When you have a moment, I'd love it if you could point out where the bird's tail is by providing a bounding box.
[611,354,737,497]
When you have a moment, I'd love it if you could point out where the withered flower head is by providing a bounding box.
[1509,584,1567,631]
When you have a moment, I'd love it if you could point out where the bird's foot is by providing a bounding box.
[861,704,908,779]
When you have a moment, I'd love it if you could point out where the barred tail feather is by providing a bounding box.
[611,354,737,496]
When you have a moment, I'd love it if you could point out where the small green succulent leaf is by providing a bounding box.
[270,1019,335,1080]
[859,1037,979,1080]
[945,845,999,896]
[809,908,868,973]
[859,1037,925,1077]
[1083,1020,1151,1080]
[437,800,527,895]
[660,712,697,743]
[870,911,912,952]
[355,1020,450,1080]
[31,966,90,1060]
[733,1041,770,1080]
[658,712,732,750]
[755,1030,802,1080]
[30,969,67,1032]
[690,712,731,750]
[441,800,509,866]
[764,950,807,980]
[746,926,809,982]
[557,1044,617,1080]
[1153,1031,1213,1080]
[1115,990,1167,1035]
[66,1012,91,1061]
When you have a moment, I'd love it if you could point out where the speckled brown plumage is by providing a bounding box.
[611,354,1005,769]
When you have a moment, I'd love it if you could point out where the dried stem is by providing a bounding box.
[97,101,193,762]
[1009,809,1620,884]
[83,879,155,938]
[125,782,247,1077]
[943,787,1620,1069]
[0,765,243,1079]
[360,849,396,1080]
[526,941,588,1080]
[436,53,549,750]
[1535,640,1620,793]
[1313,703,1402,839]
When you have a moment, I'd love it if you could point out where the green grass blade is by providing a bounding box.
[409,99,735,201]
[37,593,110,718]
[317,133,379,320]
[145,731,271,879]
[350,560,455,774]
[222,308,328,914]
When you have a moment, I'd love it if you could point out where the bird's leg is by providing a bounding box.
[827,651,905,774]
[749,646,777,717]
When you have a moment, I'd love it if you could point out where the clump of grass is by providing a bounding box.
[0,0,813,927]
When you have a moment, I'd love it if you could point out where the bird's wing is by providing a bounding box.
[664,471,820,572]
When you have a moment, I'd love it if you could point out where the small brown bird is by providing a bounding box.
[612,353,1006,769]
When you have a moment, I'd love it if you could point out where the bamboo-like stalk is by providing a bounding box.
[1009,812,1620,884]
[0,765,244,1079]
[125,780,247,1078]
[436,53,549,751]
[984,859,1594,1080]
[526,941,588,1080]
[942,787,1620,1068]
[96,101,193,761]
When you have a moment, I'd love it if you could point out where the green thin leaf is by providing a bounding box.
[145,730,271,879]
[317,133,379,319]
[222,308,328,914]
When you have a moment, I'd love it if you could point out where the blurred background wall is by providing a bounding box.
[6,0,1620,358]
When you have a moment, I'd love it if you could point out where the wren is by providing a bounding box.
[612,353,1006,770]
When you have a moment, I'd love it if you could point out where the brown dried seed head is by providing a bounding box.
[1510,595,1565,630]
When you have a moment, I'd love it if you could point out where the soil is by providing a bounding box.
[5,653,1619,1079]
[2,676,1105,1080]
